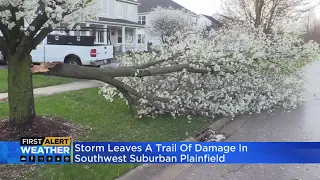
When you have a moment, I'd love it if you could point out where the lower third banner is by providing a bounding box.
[73,142,320,164]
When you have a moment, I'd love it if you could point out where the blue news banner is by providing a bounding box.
[73,142,320,164]
[0,142,71,164]
[1,142,320,164]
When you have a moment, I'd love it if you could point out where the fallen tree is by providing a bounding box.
[0,0,318,125]
[32,24,320,119]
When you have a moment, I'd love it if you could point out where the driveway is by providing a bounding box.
[0,65,7,69]
[173,62,320,180]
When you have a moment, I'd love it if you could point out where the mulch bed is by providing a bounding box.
[0,116,82,141]
[0,116,84,179]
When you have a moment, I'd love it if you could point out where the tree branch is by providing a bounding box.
[128,52,183,69]
[31,27,52,50]
[31,62,217,79]
[27,14,50,39]
[0,37,10,55]
[0,22,12,51]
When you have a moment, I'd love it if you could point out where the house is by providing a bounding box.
[136,0,199,50]
[212,14,236,25]
[198,14,223,31]
[54,0,145,52]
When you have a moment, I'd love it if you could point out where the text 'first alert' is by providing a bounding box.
[20,137,71,146]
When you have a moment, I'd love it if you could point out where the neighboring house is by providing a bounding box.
[137,0,199,50]
[54,0,145,52]
[212,13,235,24]
[198,14,223,31]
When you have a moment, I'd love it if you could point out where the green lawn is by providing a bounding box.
[0,69,73,93]
[0,88,213,180]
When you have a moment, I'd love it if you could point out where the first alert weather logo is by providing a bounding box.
[20,137,71,154]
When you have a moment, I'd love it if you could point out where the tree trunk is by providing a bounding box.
[7,53,36,125]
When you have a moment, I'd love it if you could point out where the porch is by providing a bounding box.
[73,18,146,53]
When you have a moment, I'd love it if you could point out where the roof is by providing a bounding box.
[137,0,197,15]
[212,14,235,23]
[118,0,139,5]
[97,17,142,26]
[202,14,223,27]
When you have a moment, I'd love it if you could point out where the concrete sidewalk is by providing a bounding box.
[0,80,104,100]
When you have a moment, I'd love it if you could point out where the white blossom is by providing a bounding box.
[100,20,319,119]
[0,0,97,35]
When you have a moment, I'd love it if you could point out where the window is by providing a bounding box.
[74,23,87,36]
[138,16,146,25]
[55,23,68,34]
[89,24,105,43]
[117,29,122,43]
[138,34,145,43]
[97,31,104,43]
[74,30,87,36]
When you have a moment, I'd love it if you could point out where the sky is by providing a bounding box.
[173,0,221,16]
[173,0,320,18]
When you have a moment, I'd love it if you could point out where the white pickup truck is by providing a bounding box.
[0,34,114,67]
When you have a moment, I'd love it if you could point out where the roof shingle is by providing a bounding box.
[202,14,223,28]
[98,17,142,26]
[137,0,197,15]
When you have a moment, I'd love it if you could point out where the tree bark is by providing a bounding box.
[7,53,36,125]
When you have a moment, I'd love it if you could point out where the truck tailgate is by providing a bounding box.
[95,46,113,60]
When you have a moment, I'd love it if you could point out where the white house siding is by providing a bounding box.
[127,4,138,22]
[49,0,144,52]
[111,0,139,22]
[90,0,144,51]
[108,0,116,18]
[136,13,158,50]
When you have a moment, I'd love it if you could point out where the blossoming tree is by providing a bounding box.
[147,7,197,44]
[0,0,96,125]
[221,0,320,33]
[97,24,320,119]
[36,23,319,120]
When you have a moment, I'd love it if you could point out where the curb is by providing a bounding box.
[116,117,233,180]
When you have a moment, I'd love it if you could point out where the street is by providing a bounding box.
[173,62,320,180]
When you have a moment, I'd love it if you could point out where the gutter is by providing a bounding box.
[87,20,145,28]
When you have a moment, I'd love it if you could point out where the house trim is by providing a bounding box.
[138,11,199,18]
[138,12,149,15]
[117,0,139,5]
[87,20,145,28]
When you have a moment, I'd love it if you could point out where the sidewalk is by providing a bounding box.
[0,80,104,100]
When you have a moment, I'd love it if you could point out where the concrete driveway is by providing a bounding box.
[173,62,320,180]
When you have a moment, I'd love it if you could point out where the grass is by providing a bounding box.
[0,69,73,93]
[0,88,213,180]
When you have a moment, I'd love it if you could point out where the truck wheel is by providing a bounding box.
[65,57,81,65]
